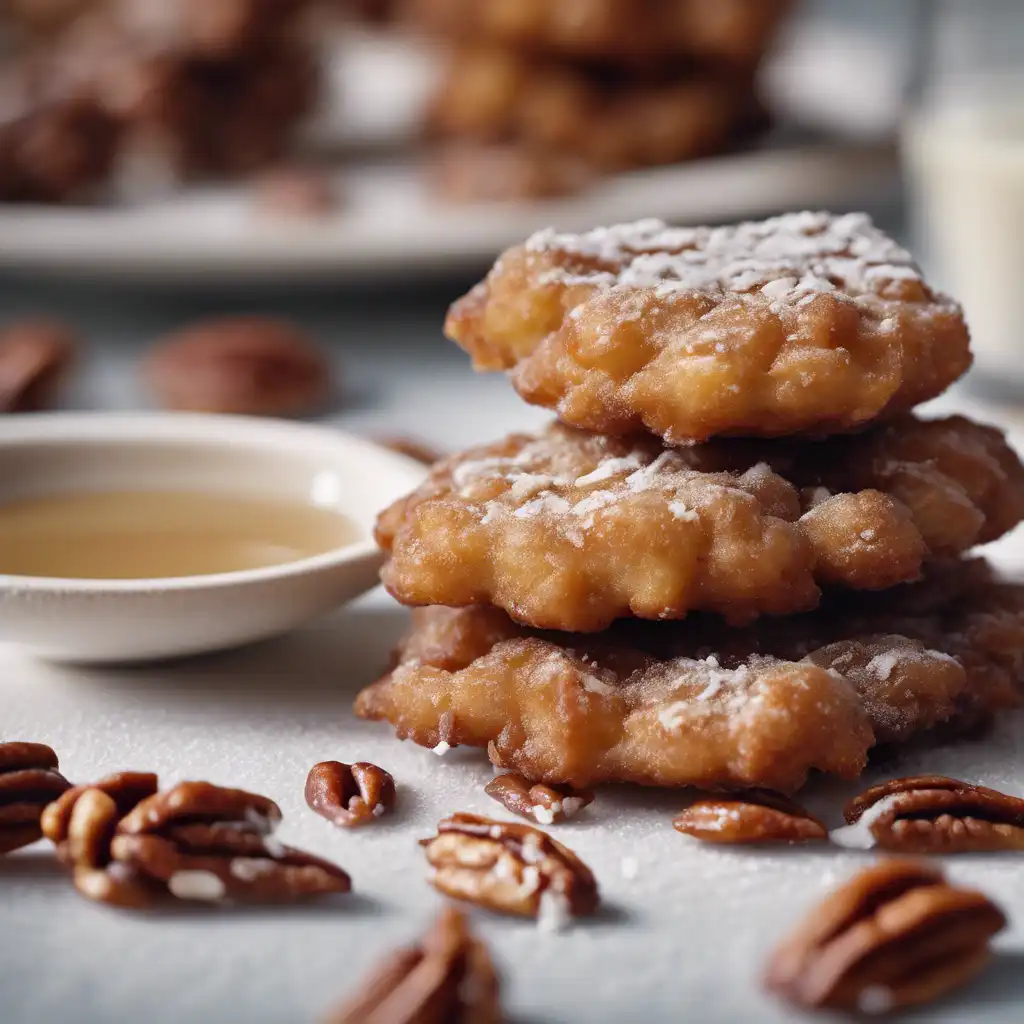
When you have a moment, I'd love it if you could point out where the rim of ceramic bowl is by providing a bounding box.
[0,411,426,593]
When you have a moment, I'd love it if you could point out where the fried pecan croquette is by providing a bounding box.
[446,213,971,443]
[376,416,1024,632]
[405,0,792,69]
[356,563,1024,792]
[426,47,763,173]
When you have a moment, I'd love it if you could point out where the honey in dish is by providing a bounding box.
[0,490,360,579]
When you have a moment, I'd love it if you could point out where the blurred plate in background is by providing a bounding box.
[0,136,894,284]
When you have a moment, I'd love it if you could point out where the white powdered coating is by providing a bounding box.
[537,889,573,934]
[829,794,904,849]
[229,858,274,883]
[858,986,895,1015]
[372,803,386,817]
[668,501,699,522]
[865,651,901,682]
[432,741,451,756]
[579,672,616,696]
[533,805,557,826]
[620,856,640,880]
[657,657,754,730]
[561,797,585,820]
[168,870,226,902]
[455,432,754,527]
[244,806,281,835]
[525,212,931,308]
[520,865,542,897]
[575,455,645,486]
[261,834,287,859]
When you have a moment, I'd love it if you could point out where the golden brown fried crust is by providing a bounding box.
[404,0,792,69]
[446,214,972,443]
[355,563,1024,791]
[425,47,763,173]
[376,416,1024,632]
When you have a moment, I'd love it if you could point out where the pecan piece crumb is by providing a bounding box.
[305,761,396,828]
[485,773,593,825]
[673,789,827,845]
[0,741,71,854]
[837,775,1024,853]
[326,906,501,1024]
[421,813,598,926]
[765,860,1006,1014]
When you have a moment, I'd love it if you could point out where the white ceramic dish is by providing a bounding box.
[0,413,426,663]
[0,140,895,284]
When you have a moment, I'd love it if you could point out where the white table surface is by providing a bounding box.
[4,307,1024,1023]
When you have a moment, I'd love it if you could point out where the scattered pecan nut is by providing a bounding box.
[305,761,396,828]
[326,906,502,1024]
[40,770,163,906]
[0,320,76,412]
[420,813,598,926]
[41,771,160,865]
[144,317,332,417]
[0,741,71,854]
[484,773,593,826]
[673,789,827,845]
[112,781,350,904]
[765,859,1006,1014]
[841,775,1024,853]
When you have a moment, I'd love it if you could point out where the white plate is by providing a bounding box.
[0,139,895,284]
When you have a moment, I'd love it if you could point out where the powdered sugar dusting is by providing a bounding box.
[657,657,756,730]
[829,794,904,849]
[525,212,933,308]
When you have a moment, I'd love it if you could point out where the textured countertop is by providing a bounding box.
[3,276,1024,1023]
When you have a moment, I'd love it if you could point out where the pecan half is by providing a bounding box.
[40,770,163,906]
[765,860,1006,1014]
[0,321,76,412]
[41,771,160,865]
[673,789,827,845]
[841,775,1024,853]
[485,773,594,826]
[326,906,502,1024]
[112,781,350,903]
[0,741,71,854]
[144,317,331,417]
[420,813,598,925]
[305,761,396,828]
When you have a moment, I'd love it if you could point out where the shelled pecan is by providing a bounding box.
[485,773,593,826]
[674,789,827,845]
[0,741,71,854]
[42,771,159,866]
[42,770,163,907]
[305,761,396,828]
[421,813,598,927]
[44,777,349,907]
[326,907,502,1024]
[765,860,1005,1014]
[842,775,1024,853]
[112,781,350,903]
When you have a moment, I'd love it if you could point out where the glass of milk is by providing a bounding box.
[903,0,1024,389]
